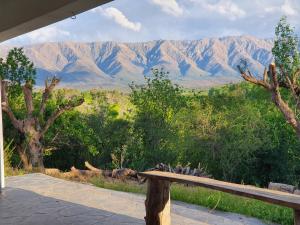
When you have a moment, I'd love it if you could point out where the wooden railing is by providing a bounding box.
[138,171,300,225]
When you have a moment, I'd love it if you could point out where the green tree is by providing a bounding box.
[238,16,300,139]
[176,83,300,185]
[0,48,84,170]
[0,48,36,95]
[272,16,300,82]
[129,68,187,169]
[43,90,134,170]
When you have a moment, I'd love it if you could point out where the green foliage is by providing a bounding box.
[272,16,300,81]
[0,47,36,97]
[129,68,187,170]
[130,68,185,119]
[178,83,300,185]
[104,119,131,169]
[35,77,300,187]
[4,140,14,176]
[4,140,26,176]
[43,89,134,170]
[3,65,300,188]
[90,176,145,194]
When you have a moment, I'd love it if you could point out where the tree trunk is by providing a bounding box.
[1,76,83,172]
[16,144,31,171]
[28,137,44,171]
[22,118,45,171]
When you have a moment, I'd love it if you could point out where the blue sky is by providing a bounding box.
[4,0,300,45]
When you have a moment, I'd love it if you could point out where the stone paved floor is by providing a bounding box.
[0,174,273,225]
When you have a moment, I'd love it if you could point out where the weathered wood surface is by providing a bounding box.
[73,163,138,179]
[145,178,170,225]
[85,161,102,172]
[295,210,300,225]
[268,182,295,193]
[150,163,210,177]
[138,171,300,210]
[71,166,100,176]
[112,168,137,179]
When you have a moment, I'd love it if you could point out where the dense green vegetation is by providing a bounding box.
[3,16,300,225]
[5,70,300,187]
[3,16,300,188]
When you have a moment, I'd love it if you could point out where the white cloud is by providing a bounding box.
[282,0,297,16]
[151,0,183,16]
[90,7,102,13]
[265,0,297,16]
[4,25,70,45]
[94,7,142,32]
[190,0,246,21]
[25,26,70,42]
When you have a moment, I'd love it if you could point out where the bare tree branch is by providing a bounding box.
[237,65,271,90]
[272,65,300,133]
[40,97,84,138]
[2,104,24,132]
[22,81,34,117]
[1,80,9,105]
[293,69,300,84]
[263,67,268,82]
[285,73,300,111]
[1,80,23,132]
[269,64,300,131]
[39,77,60,116]
[238,63,300,137]
[247,69,254,78]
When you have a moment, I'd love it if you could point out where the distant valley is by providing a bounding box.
[0,36,274,90]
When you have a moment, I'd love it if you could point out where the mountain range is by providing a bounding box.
[0,36,274,90]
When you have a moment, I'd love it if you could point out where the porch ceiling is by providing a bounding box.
[0,0,112,42]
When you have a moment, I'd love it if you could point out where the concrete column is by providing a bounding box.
[0,80,5,190]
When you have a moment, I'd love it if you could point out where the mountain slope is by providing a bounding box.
[0,36,274,89]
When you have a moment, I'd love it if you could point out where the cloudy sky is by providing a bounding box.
[4,0,300,45]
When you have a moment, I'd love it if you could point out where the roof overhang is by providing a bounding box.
[0,0,113,42]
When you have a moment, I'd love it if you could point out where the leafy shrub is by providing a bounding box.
[4,140,14,176]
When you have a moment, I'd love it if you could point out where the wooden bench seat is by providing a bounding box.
[138,171,300,225]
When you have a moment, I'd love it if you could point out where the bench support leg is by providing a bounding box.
[295,209,300,225]
[145,178,171,225]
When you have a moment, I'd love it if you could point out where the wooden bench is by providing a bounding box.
[138,171,300,225]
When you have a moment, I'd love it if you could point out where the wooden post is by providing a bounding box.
[0,79,5,190]
[295,209,300,225]
[145,178,171,225]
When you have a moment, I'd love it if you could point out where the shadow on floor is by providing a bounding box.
[0,187,145,225]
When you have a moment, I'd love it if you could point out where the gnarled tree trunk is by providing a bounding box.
[238,63,300,139]
[28,136,44,170]
[23,118,44,170]
[1,77,84,171]
[16,144,31,170]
